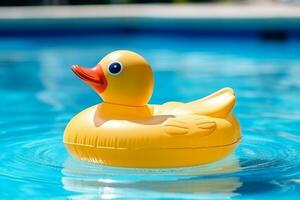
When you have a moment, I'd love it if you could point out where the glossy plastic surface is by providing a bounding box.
[64,50,241,168]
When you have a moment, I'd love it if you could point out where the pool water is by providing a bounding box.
[1,34,300,199]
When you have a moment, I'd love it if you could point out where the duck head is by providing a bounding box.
[72,50,154,107]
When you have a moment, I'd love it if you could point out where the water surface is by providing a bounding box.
[1,34,300,199]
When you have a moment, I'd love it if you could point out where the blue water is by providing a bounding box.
[1,34,300,199]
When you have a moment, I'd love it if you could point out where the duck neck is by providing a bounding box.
[96,102,153,120]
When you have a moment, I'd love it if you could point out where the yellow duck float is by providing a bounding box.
[64,50,241,168]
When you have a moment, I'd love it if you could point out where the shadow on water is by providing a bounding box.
[236,180,279,195]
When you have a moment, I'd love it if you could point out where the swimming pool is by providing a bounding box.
[1,30,300,199]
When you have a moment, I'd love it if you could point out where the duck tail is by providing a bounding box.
[171,88,236,118]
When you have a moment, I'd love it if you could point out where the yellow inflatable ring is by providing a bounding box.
[64,50,241,168]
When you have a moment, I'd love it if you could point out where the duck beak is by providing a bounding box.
[71,64,107,93]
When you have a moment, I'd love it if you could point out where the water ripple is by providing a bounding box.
[1,113,300,199]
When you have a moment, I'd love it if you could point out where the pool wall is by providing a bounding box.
[0,4,300,38]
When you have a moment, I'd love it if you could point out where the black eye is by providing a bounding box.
[108,61,123,75]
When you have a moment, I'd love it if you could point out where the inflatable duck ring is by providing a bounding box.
[64,50,241,168]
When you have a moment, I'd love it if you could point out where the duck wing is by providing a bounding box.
[167,87,236,118]
[163,115,216,136]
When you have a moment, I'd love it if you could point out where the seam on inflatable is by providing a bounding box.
[64,137,241,150]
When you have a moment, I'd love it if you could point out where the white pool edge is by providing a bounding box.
[0,3,300,20]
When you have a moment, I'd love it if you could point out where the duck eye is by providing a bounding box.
[108,61,123,76]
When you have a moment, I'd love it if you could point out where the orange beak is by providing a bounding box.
[71,64,107,93]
